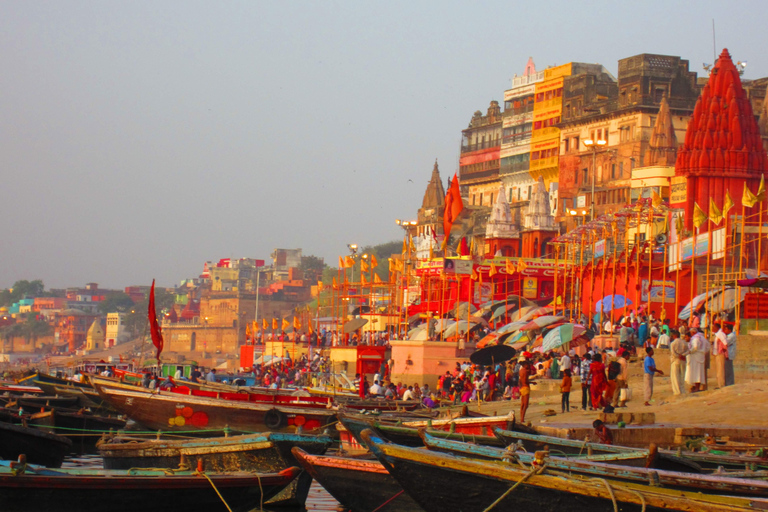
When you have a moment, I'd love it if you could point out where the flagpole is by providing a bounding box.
[673,215,681,324]
[624,217,631,318]
[720,208,729,321]
[610,222,619,328]
[553,244,559,316]
[590,231,597,323]
[690,226,699,325]
[578,232,585,322]
[600,227,608,326]
[737,199,746,333]
[635,209,642,314]
[705,222,713,332]
[568,243,575,322]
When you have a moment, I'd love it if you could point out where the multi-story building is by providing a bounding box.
[105,312,128,347]
[500,58,544,226]
[460,101,502,207]
[557,54,698,230]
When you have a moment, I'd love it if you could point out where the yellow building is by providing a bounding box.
[529,63,572,186]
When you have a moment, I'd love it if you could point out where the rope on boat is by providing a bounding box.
[481,463,546,512]
[370,490,404,512]
[594,478,618,512]
[198,471,234,512]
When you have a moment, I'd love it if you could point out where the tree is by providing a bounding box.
[20,313,52,344]
[98,292,135,314]
[0,279,47,308]
[300,255,326,283]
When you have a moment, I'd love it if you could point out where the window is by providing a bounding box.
[574,136,579,149]
[527,185,532,199]
[619,162,624,177]
[564,139,570,152]
[611,164,616,179]
[582,168,588,184]
[479,193,483,205]
[509,188,513,202]
[490,193,494,206]
[472,195,476,205]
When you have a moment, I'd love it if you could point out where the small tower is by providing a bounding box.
[485,186,520,257]
[416,160,447,258]
[521,177,559,258]
[85,319,105,353]
[647,95,678,167]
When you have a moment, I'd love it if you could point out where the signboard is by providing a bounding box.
[593,239,606,258]
[473,283,493,304]
[444,258,473,275]
[641,279,675,303]
[576,195,586,208]
[712,227,725,260]
[523,277,538,299]
[681,234,708,260]
[670,176,687,206]
[667,242,681,271]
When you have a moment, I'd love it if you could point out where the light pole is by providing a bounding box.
[395,220,417,338]
[583,138,606,220]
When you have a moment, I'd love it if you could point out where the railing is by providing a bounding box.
[461,140,501,153]
[529,156,559,171]
[500,161,530,174]
[501,133,531,145]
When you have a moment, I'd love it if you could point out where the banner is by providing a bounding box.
[473,283,493,304]
[523,277,538,299]
[641,279,675,303]
[593,239,606,259]
[444,258,473,275]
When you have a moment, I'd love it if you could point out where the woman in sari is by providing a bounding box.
[589,353,607,409]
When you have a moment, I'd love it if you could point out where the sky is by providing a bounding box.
[1,0,766,290]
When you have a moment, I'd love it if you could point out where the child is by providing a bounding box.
[560,368,572,413]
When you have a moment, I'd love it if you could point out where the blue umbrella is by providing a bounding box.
[595,295,632,313]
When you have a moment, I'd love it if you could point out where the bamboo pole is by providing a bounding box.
[553,244,559,316]
[673,214,682,325]
[600,227,608,326]
[624,218,631,318]
[577,232,586,322]
[737,204,746,334]
[757,200,764,331]
[589,231,597,323]
[610,221,619,328]
[635,210,642,314]
[690,226,699,326]
[705,224,713,334]
[569,243,576,322]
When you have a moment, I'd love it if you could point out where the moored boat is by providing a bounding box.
[92,378,337,433]
[291,447,423,512]
[27,408,126,447]
[0,459,300,512]
[0,421,73,468]
[97,431,333,507]
[361,429,768,512]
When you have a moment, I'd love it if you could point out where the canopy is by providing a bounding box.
[254,355,291,367]
[509,306,536,322]
[343,318,368,334]
[496,320,527,335]
[491,303,517,321]
[595,294,633,313]
[443,320,478,338]
[705,288,747,314]
[678,290,721,320]
[737,277,768,289]
[451,301,479,319]
[542,324,587,352]
[520,315,565,331]
[517,306,554,323]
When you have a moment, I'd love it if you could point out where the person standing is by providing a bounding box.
[559,350,572,374]
[713,322,728,389]
[643,347,664,405]
[724,324,737,386]
[669,330,689,395]
[560,369,572,413]
[612,349,629,407]
[589,353,607,410]
[518,356,536,424]
[685,328,707,392]
[580,353,592,410]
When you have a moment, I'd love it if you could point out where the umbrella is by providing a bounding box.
[452,302,478,319]
[505,295,536,308]
[351,305,371,315]
[542,324,587,352]
[595,295,625,313]
[678,290,721,320]
[407,329,429,341]
[595,294,633,313]
[520,315,565,331]
[509,306,536,322]
[491,303,517,321]
[737,277,768,289]
[496,320,527,335]
[343,318,368,334]
[443,320,478,338]
[705,288,747,314]
[518,306,554,323]
[254,355,290,367]
[500,330,529,346]
[407,313,425,325]
[469,345,517,366]
[476,332,499,349]
[407,325,426,339]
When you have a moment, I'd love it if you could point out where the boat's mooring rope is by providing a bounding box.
[198,471,234,512]
[592,477,646,512]
[370,489,404,512]
[482,463,546,512]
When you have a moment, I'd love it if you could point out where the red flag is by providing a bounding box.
[148,279,164,361]
[442,174,464,248]
[459,237,470,256]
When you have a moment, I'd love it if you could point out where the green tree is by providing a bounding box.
[98,292,135,314]
[0,279,47,308]
[300,255,326,283]
[20,313,52,344]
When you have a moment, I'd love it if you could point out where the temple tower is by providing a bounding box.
[484,185,519,257]
[521,177,559,258]
[416,160,446,258]
[674,49,768,231]
[85,319,105,353]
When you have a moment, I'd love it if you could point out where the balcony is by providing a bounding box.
[461,140,501,153]
[529,156,559,172]
[500,161,530,175]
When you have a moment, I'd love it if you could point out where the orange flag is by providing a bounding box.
[361,259,369,273]
[263,318,269,330]
[442,173,464,249]
[370,255,378,268]
[361,275,368,285]
[338,256,345,269]
[293,317,301,330]
[518,259,528,272]
[272,318,278,330]
[345,256,355,268]
[489,264,498,277]
[505,259,516,274]
[282,318,290,331]
[374,274,383,284]
[317,281,324,291]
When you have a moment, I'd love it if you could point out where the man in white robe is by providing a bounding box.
[669,331,689,395]
[685,328,708,392]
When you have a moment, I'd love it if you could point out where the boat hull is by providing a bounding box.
[291,448,423,512]
[0,421,73,468]
[98,432,332,507]
[0,466,299,512]
[361,431,763,512]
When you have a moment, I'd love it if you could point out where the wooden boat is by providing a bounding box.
[0,421,73,468]
[27,409,126,447]
[494,427,766,472]
[361,429,768,512]
[97,431,333,507]
[2,395,81,409]
[338,412,506,448]
[0,460,300,512]
[91,378,336,433]
[291,447,423,512]
[421,431,712,477]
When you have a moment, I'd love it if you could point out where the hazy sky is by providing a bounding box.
[1,1,765,290]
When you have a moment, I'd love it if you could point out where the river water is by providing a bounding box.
[63,454,344,512]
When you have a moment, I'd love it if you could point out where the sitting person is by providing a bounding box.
[593,419,613,445]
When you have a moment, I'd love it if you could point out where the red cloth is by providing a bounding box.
[590,361,607,408]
